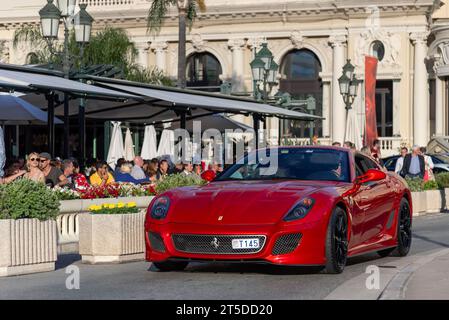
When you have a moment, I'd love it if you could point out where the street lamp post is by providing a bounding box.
[39,0,93,159]
[250,42,279,148]
[74,4,93,165]
[338,59,360,111]
[338,59,360,144]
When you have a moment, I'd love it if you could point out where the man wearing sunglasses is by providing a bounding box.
[38,152,68,188]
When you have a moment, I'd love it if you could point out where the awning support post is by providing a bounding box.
[46,93,55,156]
[79,96,86,167]
[64,93,70,158]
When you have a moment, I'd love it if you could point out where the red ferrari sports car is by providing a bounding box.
[145,146,412,273]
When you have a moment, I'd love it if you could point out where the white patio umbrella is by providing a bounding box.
[158,129,175,163]
[106,121,124,170]
[0,127,5,177]
[344,108,363,150]
[124,128,135,161]
[140,125,158,160]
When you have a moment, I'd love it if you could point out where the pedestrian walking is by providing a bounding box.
[400,145,425,179]
[395,147,408,176]
[420,147,435,181]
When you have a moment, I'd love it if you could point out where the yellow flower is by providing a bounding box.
[88,205,96,211]
[108,204,116,209]
[127,202,136,208]
[117,202,125,208]
[102,203,109,208]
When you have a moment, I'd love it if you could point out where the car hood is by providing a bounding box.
[164,180,342,225]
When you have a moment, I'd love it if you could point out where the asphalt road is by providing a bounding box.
[1,213,449,300]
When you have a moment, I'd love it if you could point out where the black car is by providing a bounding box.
[382,154,449,174]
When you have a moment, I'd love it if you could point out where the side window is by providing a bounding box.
[364,157,381,170]
[355,154,380,175]
[354,155,365,176]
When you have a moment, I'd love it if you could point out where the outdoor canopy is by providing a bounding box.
[0,63,139,101]
[82,76,323,123]
[0,63,323,124]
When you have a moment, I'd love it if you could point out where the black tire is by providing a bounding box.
[152,261,189,272]
[392,198,412,257]
[325,207,348,274]
[377,247,395,258]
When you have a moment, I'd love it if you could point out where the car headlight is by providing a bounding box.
[283,198,315,222]
[150,196,171,220]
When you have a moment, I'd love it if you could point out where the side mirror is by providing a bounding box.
[201,170,216,182]
[356,169,386,185]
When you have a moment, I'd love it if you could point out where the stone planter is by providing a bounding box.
[79,211,146,264]
[425,190,443,213]
[411,192,427,215]
[0,219,57,277]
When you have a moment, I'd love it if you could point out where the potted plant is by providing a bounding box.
[406,177,426,215]
[0,179,59,277]
[79,202,146,264]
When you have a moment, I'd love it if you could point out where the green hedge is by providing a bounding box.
[155,174,206,194]
[436,172,449,189]
[405,176,441,192]
[0,179,60,221]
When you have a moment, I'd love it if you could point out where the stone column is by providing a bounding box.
[135,42,149,68]
[435,75,444,136]
[329,34,347,144]
[410,32,429,146]
[150,41,168,72]
[228,38,246,93]
[321,79,331,138]
[393,80,401,136]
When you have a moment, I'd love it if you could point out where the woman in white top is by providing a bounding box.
[420,147,434,181]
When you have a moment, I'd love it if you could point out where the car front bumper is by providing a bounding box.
[145,219,327,265]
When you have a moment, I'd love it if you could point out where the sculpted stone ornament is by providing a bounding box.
[227,38,246,51]
[355,29,402,72]
[150,41,168,53]
[191,33,207,52]
[290,31,304,49]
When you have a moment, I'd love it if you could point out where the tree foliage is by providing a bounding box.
[13,26,171,85]
[146,0,206,33]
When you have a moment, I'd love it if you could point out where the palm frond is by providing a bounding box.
[187,0,206,28]
[197,0,206,12]
[146,0,176,34]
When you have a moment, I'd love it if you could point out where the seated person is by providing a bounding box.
[89,161,115,186]
[115,162,149,184]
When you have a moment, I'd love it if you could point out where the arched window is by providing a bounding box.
[371,41,385,62]
[279,49,323,139]
[186,52,222,92]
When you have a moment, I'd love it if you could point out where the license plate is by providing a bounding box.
[232,238,260,249]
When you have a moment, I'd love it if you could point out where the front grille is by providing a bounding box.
[172,234,266,255]
[148,232,166,253]
[271,233,302,255]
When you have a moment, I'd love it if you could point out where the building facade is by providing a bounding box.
[1,0,449,156]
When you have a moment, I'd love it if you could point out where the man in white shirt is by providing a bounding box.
[131,156,146,180]
[395,147,408,175]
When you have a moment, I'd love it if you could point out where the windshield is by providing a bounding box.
[217,148,351,182]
